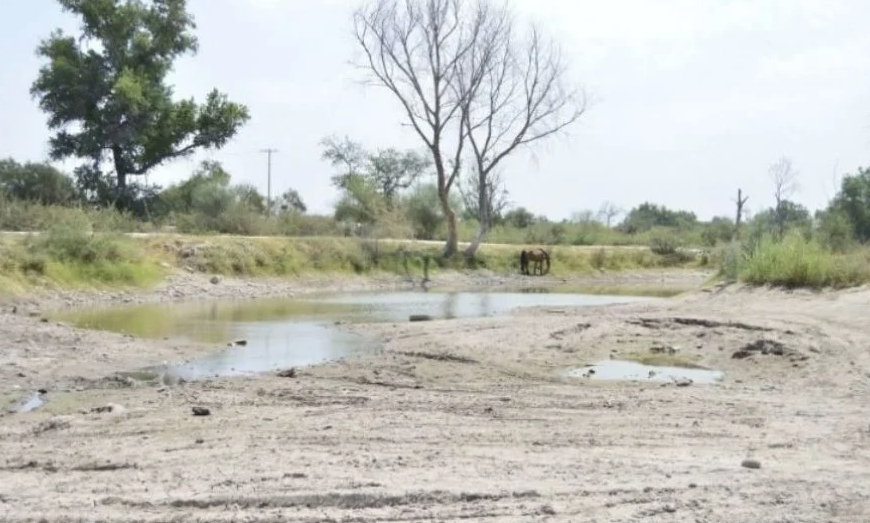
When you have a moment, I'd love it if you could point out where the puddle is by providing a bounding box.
[10,392,46,413]
[570,360,724,384]
[55,290,657,381]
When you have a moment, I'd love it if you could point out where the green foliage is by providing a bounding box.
[619,202,698,233]
[403,183,451,240]
[2,223,163,287]
[0,158,77,204]
[737,231,870,289]
[502,207,536,229]
[30,0,250,202]
[827,166,870,242]
[648,228,683,255]
[320,135,431,207]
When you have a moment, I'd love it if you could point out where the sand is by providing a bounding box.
[1,269,869,522]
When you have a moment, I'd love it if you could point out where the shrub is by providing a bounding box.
[648,229,682,255]
[739,231,870,288]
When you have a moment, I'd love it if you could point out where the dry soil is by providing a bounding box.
[1,269,869,522]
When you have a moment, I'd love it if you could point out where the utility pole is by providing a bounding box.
[260,148,278,213]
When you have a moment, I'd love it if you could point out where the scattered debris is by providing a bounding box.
[90,403,125,414]
[629,316,774,332]
[191,406,210,416]
[732,338,807,361]
[71,461,137,472]
[650,343,679,355]
[397,351,477,364]
[549,322,591,340]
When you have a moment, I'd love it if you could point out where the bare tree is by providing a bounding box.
[459,13,586,256]
[769,156,799,238]
[457,163,510,225]
[352,0,586,258]
[352,0,490,257]
[597,201,622,227]
[732,188,748,239]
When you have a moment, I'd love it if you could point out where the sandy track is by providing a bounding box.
[1,273,869,522]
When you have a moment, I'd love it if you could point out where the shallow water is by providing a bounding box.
[57,289,657,380]
[11,392,46,413]
[570,359,724,384]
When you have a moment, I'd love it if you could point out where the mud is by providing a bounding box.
[1,269,870,522]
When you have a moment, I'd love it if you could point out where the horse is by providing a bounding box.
[519,248,550,276]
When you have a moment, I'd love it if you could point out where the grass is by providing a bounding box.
[0,225,706,296]
[722,232,870,289]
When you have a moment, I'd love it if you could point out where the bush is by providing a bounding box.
[648,229,682,255]
[738,231,870,289]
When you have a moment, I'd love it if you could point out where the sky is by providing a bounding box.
[1,0,869,222]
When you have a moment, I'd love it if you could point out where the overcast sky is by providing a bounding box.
[2,0,869,221]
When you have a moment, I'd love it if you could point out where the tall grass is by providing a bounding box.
[1,225,164,289]
[726,231,870,289]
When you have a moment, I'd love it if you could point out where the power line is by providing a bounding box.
[259,148,279,211]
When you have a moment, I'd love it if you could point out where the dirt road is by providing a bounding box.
[1,272,869,522]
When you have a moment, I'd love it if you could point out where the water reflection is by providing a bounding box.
[56,289,658,380]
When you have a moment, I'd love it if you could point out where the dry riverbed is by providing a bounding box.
[1,269,869,522]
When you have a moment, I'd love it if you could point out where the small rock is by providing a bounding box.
[277,367,297,378]
[674,377,693,387]
[232,339,247,346]
[37,388,48,395]
[741,459,761,469]
[191,406,210,416]
[209,276,220,285]
[195,438,204,444]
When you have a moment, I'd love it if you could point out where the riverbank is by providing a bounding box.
[1,271,869,521]
[0,229,703,298]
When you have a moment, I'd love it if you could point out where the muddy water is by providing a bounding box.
[571,360,724,384]
[57,290,656,380]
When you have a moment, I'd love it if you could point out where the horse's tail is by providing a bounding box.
[543,250,551,275]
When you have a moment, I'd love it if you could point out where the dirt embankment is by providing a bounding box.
[1,271,869,522]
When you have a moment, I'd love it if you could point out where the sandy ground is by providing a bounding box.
[1,269,869,522]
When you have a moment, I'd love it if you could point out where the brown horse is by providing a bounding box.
[519,248,550,275]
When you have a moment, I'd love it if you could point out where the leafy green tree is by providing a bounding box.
[750,200,813,236]
[827,166,870,242]
[320,135,430,206]
[159,160,231,214]
[30,0,250,208]
[0,158,77,205]
[503,207,536,229]
[403,183,461,240]
[619,202,698,234]
[699,216,736,247]
[274,189,307,214]
[333,174,388,226]
[367,148,431,206]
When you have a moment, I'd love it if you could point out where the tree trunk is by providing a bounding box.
[463,166,492,258]
[441,196,459,258]
[463,222,489,258]
[111,144,129,210]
